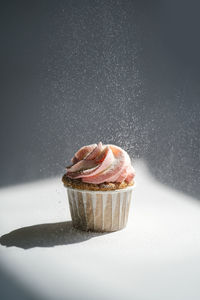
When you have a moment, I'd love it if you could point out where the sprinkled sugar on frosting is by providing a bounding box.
[66,142,135,184]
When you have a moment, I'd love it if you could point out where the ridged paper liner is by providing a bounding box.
[66,187,133,232]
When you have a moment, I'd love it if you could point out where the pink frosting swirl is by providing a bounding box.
[66,142,135,184]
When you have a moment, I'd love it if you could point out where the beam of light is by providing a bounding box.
[0,160,200,300]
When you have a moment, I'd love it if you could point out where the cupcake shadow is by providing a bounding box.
[0,221,107,249]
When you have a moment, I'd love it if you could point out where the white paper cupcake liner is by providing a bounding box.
[66,186,134,232]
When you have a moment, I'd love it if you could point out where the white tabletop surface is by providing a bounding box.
[0,160,200,300]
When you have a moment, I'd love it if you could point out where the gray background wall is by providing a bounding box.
[0,0,200,200]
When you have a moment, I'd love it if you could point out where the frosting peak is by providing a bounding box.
[66,142,135,184]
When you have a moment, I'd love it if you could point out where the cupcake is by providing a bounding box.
[62,142,135,232]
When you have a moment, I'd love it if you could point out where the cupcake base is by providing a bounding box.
[66,187,133,232]
[62,174,134,191]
